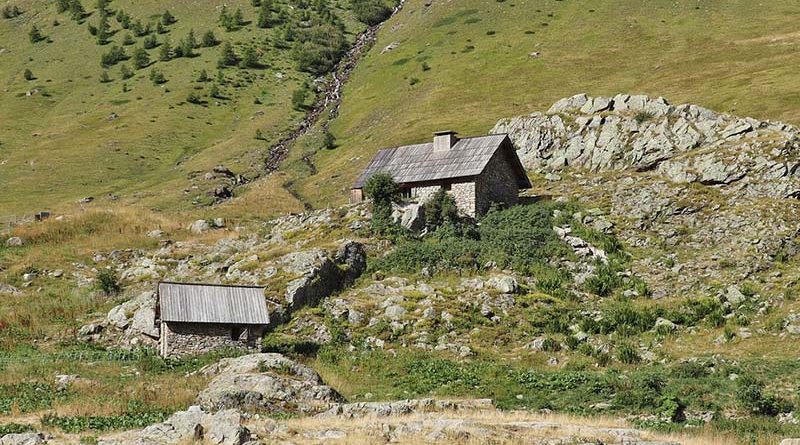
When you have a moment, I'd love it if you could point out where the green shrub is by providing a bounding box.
[351,0,392,25]
[364,173,401,236]
[23,68,34,80]
[0,423,34,435]
[96,268,121,295]
[423,189,460,231]
[736,375,793,416]
[42,410,170,433]
[293,24,346,75]
[583,261,624,297]
[616,342,641,364]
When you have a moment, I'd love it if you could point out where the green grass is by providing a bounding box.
[292,0,800,206]
[313,346,800,442]
[0,0,365,216]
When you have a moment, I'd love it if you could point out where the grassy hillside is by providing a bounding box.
[0,0,368,218]
[290,0,800,206]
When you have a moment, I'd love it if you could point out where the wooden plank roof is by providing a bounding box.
[353,133,530,188]
[158,282,269,325]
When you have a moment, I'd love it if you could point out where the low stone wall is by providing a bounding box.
[161,322,263,357]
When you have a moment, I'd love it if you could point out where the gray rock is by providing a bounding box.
[781,440,800,445]
[725,285,747,305]
[488,275,518,294]
[188,220,211,234]
[0,283,20,295]
[0,433,46,445]
[196,353,343,414]
[654,317,677,332]
[5,237,24,247]
[99,407,249,445]
[392,202,426,232]
[385,304,407,320]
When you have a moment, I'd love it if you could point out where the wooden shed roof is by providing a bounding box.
[158,282,269,325]
[353,133,531,189]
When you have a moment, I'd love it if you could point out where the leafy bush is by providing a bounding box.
[401,359,481,393]
[479,204,564,268]
[293,24,346,75]
[351,0,392,25]
[616,342,641,364]
[42,410,170,433]
[0,423,34,435]
[583,261,623,297]
[423,189,460,231]
[364,173,401,235]
[736,375,793,416]
[0,383,62,415]
[96,268,121,295]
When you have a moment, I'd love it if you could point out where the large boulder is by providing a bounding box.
[196,353,343,414]
[98,407,249,445]
[281,242,367,313]
[0,433,46,445]
[392,202,426,231]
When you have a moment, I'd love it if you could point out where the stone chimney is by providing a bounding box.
[433,130,458,152]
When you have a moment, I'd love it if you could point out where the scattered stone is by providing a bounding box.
[188,220,211,234]
[5,237,23,247]
[487,275,518,294]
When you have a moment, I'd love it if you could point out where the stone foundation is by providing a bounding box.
[160,322,264,357]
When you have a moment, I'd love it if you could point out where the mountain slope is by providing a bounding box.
[290,0,800,206]
[0,0,366,217]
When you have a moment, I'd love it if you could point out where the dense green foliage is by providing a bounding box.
[0,382,64,415]
[373,202,568,274]
[363,173,401,235]
[42,407,170,433]
[0,423,34,435]
[351,0,393,26]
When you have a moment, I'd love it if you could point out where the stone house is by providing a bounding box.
[351,131,531,217]
[157,282,270,357]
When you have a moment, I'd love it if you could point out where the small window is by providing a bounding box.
[442,183,452,191]
[231,326,244,340]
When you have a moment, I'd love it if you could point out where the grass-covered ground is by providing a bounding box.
[289,0,800,206]
[0,0,368,217]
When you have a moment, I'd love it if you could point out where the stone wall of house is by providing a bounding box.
[451,181,477,217]
[412,183,479,218]
[161,322,263,357]
[476,150,521,214]
[411,185,442,203]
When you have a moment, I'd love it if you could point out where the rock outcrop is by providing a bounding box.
[98,407,250,445]
[493,93,800,199]
[195,353,343,414]
[493,94,800,296]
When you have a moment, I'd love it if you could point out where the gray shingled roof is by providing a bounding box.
[158,282,269,325]
[353,134,530,188]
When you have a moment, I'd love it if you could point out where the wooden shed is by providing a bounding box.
[157,282,269,357]
[351,131,531,217]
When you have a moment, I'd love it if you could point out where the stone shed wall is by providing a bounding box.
[411,182,478,218]
[475,149,521,214]
[160,322,264,357]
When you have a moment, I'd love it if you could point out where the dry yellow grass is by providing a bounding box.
[260,410,741,445]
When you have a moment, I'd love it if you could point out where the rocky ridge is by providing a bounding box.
[493,94,800,296]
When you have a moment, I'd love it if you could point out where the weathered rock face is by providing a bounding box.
[492,94,800,296]
[493,93,800,198]
[79,291,159,347]
[281,241,366,314]
[195,353,343,414]
[98,406,250,445]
